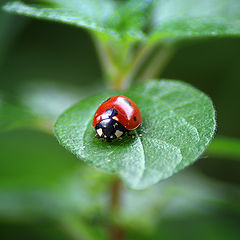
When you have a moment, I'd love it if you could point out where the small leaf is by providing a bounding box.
[151,0,240,40]
[55,80,216,189]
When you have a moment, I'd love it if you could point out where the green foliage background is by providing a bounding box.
[0,0,240,239]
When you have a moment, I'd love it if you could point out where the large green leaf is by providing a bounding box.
[55,80,216,189]
[3,0,240,42]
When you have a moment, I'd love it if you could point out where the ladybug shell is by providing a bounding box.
[92,95,142,131]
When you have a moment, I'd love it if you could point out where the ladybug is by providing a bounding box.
[92,95,142,142]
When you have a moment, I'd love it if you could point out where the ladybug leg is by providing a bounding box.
[127,130,135,136]
[126,130,131,135]
[127,131,138,139]
[117,129,129,141]
[101,138,112,143]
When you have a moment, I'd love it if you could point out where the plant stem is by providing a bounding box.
[109,178,124,240]
[124,44,154,85]
[91,34,118,85]
[92,39,174,240]
[138,46,174,82]
[111,44,154,90]
[111,178,122,212]
[111,70,128,91]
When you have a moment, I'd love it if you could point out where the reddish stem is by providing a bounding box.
[109,179,124,240]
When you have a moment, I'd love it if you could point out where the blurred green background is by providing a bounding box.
[0,1,240,239]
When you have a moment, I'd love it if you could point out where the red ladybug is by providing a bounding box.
[92,95,142,141]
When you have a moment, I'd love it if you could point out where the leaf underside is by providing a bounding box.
[3,0,240,42]
[55,80,216,189]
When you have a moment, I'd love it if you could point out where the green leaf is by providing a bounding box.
[151,0,240,40]
[3,0,149,41]
[0,98,36,132]
[55,80,216,189]
[3,0,240,43]
[3,1,114,34]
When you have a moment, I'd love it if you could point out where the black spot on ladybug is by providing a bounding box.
[123,98,132,106]
[105,108,118,117]
[102,97,111,104]
[134,116,137,121]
